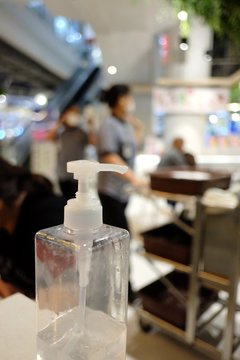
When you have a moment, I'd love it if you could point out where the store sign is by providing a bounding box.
[153,87,229,114]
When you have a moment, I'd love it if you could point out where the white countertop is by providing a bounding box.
[0,294,134,360]
[0,294,36,360]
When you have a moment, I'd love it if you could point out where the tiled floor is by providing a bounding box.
[127,307,207,360]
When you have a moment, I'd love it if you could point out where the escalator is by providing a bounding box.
[48,64,101,113]
[0,0,102,104]
[0,0,102,165]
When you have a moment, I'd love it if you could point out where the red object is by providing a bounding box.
[37,241,76,278]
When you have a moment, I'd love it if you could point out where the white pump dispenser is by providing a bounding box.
[64,160,128,231]
[35,160,130,360]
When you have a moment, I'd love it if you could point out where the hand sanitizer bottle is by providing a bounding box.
[36,160,130,360]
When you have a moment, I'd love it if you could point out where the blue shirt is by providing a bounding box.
[97,115,136,203]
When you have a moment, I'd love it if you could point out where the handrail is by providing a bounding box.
[48,64,101,113]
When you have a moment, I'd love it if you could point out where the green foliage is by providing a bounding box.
[180,20,190,38]
[171,0,240,48]
[230,83,240,103]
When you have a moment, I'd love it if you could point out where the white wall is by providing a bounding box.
[164,114,207,154]
[134,92,152,133]
[168,17,213,79]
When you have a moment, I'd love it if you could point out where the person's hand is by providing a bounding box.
[46,119,63,141]
[126,115,144,145]
[131,177,149,189]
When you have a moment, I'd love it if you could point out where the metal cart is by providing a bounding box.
[135,189,240,360]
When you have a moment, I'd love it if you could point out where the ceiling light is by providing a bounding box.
[55,16,67,30]
[34,94,48,106]
[209,114,218,124]
[107,66,117,75]
[205,55,212,62]
[66,32,82,43]
[232,113,240,122]
[178,11,188,21]
[0,94,7,104]
[179,42,188,51]
[228,103,240,112]
[204,50,213,62]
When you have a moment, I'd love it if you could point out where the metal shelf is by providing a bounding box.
[137,193,240,360]
[143,251,192,274]
[199,271,230,292]
[137,307,185,340]
[143,253,230,289]
[137,307,222,359]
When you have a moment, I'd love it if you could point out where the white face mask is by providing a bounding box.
[126,100,136,114]
[66,114,80,127]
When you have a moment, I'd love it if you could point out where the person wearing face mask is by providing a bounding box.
[48,105,94,200]
[97,84,147,303]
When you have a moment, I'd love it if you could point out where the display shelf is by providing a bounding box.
[137,187,239,360]
[138,270,218,330]
[137,307,185,340]
[141,222,192,265]
[143,251,191,274]
[199,271,230,292]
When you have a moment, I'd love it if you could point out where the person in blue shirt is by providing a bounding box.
[97,84,146,303]
[159,137,188,168]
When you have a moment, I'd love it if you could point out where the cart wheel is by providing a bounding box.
[139,318,153,333]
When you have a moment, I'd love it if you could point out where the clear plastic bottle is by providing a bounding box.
[36,161,130,360]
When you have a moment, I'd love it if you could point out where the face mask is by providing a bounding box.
[66,114,80,127]
[126,100,136,114]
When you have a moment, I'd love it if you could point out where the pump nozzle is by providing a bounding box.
[64,160,128,230]
[67,160,127,180]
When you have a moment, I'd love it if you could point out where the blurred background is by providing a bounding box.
[0,0,239,174]
[0,1,240,359]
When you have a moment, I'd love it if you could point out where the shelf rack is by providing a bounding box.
[136,190,240,360]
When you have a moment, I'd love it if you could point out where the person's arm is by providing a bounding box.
[46,120,62,141]
[100,153,147,187]
[87,130,97,146]
[98,120,148,187]
[85,115,98,146]
[126,115,144,146]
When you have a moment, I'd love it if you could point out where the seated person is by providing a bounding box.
[48,106,96,200]
[159,137,188,168]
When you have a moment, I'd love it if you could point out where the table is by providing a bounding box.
[0,294,36,360]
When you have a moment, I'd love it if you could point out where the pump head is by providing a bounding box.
[64,160,128,230]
